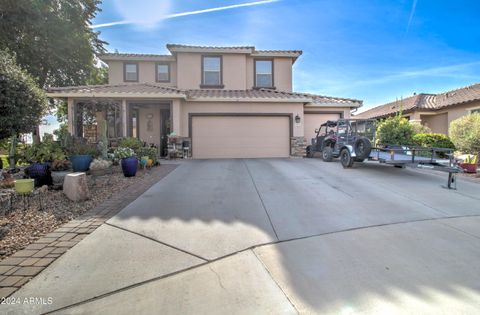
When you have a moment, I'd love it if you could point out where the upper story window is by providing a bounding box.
[255,59,273,88]
[124,62,138,82]
[156,63,170,82]
[202,56,223,87]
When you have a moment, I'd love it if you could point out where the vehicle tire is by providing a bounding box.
[354,158,365,162]
[354,137,372,160]
[340,148,354,168]
[306,146,314,158]
[322,147,333,162]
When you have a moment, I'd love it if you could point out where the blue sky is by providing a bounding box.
[91,0,480,110]
[41,0,480,135]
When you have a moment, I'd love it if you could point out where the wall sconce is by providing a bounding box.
[295,114,301,124]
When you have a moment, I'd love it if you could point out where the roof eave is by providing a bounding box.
[46,92,186,99]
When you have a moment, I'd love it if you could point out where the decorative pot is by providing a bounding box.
[121,157,138,177]
[15,179,34,194]
[69,155,93,172]
[51,171,72,189]
[26,163,52,187]
[460,163,477,173]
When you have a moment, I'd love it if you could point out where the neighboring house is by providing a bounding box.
[355,83,480,135]
[47,44,362,158]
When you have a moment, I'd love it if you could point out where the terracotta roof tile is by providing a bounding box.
[355,83,480,119]
[166,44,255,50]
[46,84,361,106]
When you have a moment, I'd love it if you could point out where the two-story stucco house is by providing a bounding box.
[47,44,362,158]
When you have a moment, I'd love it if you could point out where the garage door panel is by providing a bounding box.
[192,116,290,159]
[304,113,341,144]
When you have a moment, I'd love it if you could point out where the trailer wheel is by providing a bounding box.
[322,147,333,162]
[306,146,314,158]
[340,148,354,168]
[354,137,372,160]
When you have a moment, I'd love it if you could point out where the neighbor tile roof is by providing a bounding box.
[46,83,361,106]
[166,44,255,50]
[355,83,480,119]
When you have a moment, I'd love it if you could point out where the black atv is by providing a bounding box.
[306,119,376,168]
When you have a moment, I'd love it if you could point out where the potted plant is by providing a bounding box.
[51,159,72,189]
[89,158,112,176]
[460,155,478,173]
[114,147,138,177]
[23,134,65,186]
[68,143,97,172]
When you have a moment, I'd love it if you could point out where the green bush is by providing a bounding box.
[412,133,455,149]
[449,113,480,155]
[377,115,414,145]
[119,137,143,151]
[136,147,158,163]
[411,122,431,135]
[23,134,66,163]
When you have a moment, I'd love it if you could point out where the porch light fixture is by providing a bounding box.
[295,114,301,124]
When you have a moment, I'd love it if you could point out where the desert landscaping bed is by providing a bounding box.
[0,165,173,260]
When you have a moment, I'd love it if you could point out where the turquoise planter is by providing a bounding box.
[69,155,92,172]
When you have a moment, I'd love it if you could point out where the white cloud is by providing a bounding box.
[92,0,281,29]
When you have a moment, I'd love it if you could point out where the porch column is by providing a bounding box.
[171,99,181,135]
[121,99,127,137]
[67,98,75,135]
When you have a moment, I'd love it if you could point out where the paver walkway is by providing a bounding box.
[2,159,480,314]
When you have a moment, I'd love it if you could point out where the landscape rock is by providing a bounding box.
[63,173,90,202]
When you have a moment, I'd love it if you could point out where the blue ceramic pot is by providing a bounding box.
[121,157,138,177]
[69,155,93,172]
[27,163,50,178]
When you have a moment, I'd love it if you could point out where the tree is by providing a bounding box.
[0,50,47,166]
[0,0,106,88]
[0,0,107,142]
[449,113,480,155]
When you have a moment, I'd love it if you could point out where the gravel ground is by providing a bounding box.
[0,166,159,260]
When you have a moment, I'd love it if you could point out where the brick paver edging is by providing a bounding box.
[0,164,178,298]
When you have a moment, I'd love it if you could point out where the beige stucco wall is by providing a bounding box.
[107,60,177,86]
[179,101,305,138]
[421,113,448,134]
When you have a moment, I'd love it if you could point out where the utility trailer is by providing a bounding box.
[306,119,463,189]
[367,146,462,189]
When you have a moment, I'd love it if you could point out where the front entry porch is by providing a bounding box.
[68,99,179,157]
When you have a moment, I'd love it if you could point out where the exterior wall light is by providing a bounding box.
[295,114,301,124]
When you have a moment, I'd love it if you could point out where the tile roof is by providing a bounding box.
[355,83,480,119]
[46,83,361,106]
[47,83,184,96]
[166,44,255,50]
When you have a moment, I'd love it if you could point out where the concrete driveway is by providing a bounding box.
[4,159,480,314]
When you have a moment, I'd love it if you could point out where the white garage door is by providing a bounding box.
[304,113,341,145]
[192,116,290,159]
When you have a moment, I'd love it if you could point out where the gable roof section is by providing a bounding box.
[98,53,176,62]
[46,83,361,106]
[355,83,480,119]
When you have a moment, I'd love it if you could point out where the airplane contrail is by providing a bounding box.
[91,0,281,29]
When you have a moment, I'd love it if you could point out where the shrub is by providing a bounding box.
[119,137,143,151]
[376,115,414,145]
[412,133,455,149]
[114,147,135,159]
[449,113,480,155]
[136,147,158,163]
[22,134,66,163]
[411,122,432,134]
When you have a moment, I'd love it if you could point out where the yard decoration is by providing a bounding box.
[114,147,138,177]
[89,158,112,176]
[14,179,34,194]
[67,142,98,172]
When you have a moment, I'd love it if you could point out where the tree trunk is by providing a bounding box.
[9,134,17,169]
[32,126,41,144]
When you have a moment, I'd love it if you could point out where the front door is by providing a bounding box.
[160,109,171,156]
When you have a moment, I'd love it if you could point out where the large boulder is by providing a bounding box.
[63,172,90,202]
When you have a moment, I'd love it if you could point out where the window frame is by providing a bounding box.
[254,58,274,89]
[123,62,139,82]
[155,62,171,83]
[468,106,480,114]
[201,55,224,88]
